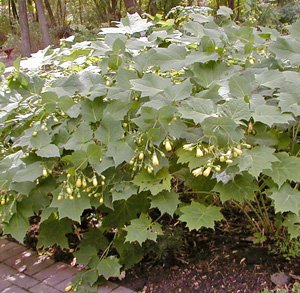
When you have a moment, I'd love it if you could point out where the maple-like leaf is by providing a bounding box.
[264,152,300,187]
[124,213,163,245]
[150,191,180,215]
[132,167,172,195]
[38,214,73,249]
[269,183,300,214]
[97,256,122,280]
[235,146,279,178]
[179,202,224,230]
[214,172,258,202]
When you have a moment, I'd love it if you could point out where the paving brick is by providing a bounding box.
[0,245,27,262]
[0,238,9,245]
[2,285,28,293]
[32,262,69,281]
[5,272,39,289]
[111,286,135,293]
[97,281,119,293]
[0,263,19,279]
[29,282,61,293]
[0,278,13,291]
[24,257,54,276]
[0,242,19,254]
[55,277,74,292]
[4,249,35,267]
[43,267,77,286]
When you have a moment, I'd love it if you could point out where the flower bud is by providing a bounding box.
[138,152,144,160]
[233,148,243,156]
[42,168,48,177]
[76,178,82,188]
[165,140,172,152]
[192,167,203,177]
[196,148,203,157]
[226,159,233,164]
[66,187,72,195]
[92,176,98,187]
[152,153,159,166]
[183,143,194,151]
[203,167,212,177]
[147,166,153,173]
[215,165,221,172]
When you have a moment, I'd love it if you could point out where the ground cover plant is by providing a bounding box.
[1,7,300,292]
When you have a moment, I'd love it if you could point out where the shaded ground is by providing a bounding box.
[117,231,300,293]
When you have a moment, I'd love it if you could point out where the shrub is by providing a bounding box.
[1,8,300,292]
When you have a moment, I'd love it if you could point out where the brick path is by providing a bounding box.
[0,238,135,293]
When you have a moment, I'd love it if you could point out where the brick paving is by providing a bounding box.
[0,238,135,293]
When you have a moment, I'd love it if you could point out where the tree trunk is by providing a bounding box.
[44,0,57,27]
[35,0,52,47]
[18,0,31,57]
[228,0,234,10]
[123,0,138,13]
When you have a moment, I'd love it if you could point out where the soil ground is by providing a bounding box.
[117,230,300,293]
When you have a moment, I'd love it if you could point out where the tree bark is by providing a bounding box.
[35,0,52,47]
[18,0,31,57]
[228,0,234,11]
[44,0,57,27]
[123,0,138,13]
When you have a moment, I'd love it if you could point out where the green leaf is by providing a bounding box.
[179,202,224,230]
[111,182,138,202]
[106,139,135,167]
[86,144,103,170]
[50,191,91,222]
[270,183,300,214]
[217,6,233,18]
[3,200,32,242]
[253,105,293,127]
[147,45,187,71]
[30,131,51,148]
[38,214,73,249]
[102,193,150,228]
[36,144,60,158]
[81,98,105,122]
[282,213,300,239]
[79,227,109,251]
[269,37,300,64]
[74,244,98,266]
[51,75,83,97]
[132,167,173,195]
[13,162,43,183]
[234,146,279,178]
[255,70,285,89]
[163,79,193,102]
[219,99,251,123]
[97,256,121,280]
[112,38,126,54]
[178,98,215,124]
[131,73,172,97]
[229,75,252,98]
[124,213,163,245]
[150,191,180,215]
[113,236,144,269]
[213,173,258,202]
[202,117,244,147]
[177,148,211,170]
[95,114,124,145]
[192,61,227,88]
[64,123,93,151]
[264,152,300,188]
